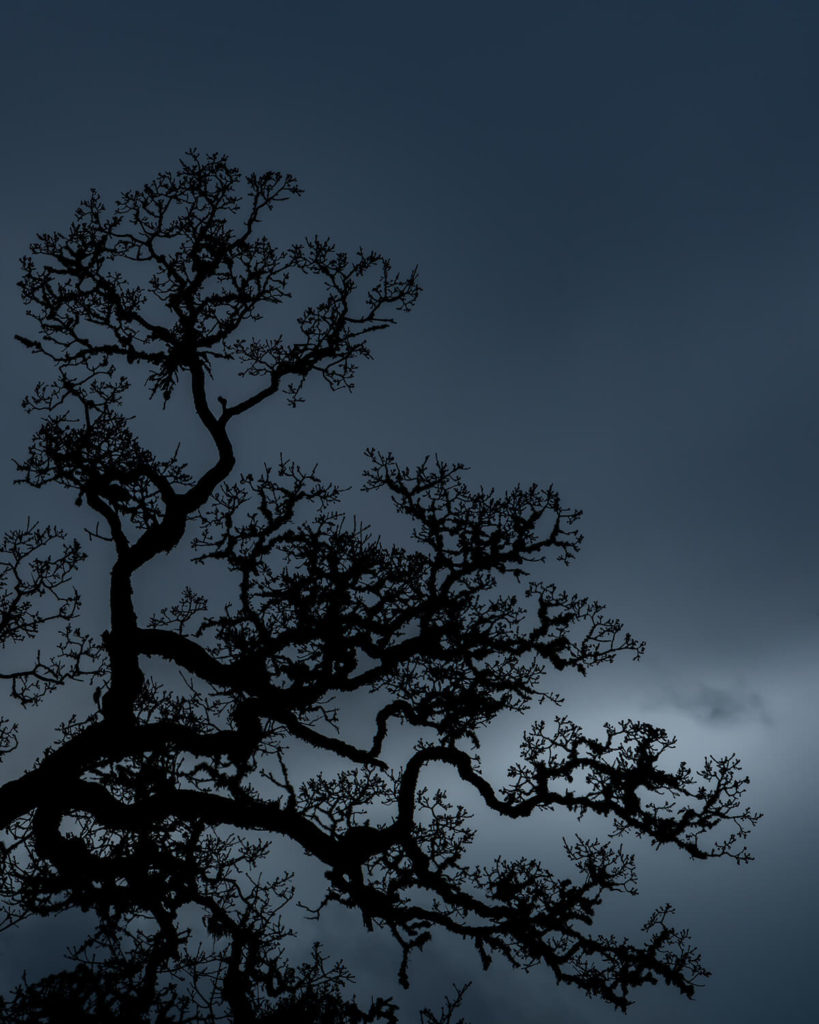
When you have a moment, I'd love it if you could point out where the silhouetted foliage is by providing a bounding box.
[0,152,759,1021]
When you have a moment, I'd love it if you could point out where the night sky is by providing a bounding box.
[2,2,818,1021]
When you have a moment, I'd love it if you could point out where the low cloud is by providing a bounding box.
[663,680,768,725]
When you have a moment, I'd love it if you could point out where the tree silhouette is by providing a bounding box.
[0,152,758,1022]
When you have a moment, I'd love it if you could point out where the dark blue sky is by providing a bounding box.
[2,2,818,1021]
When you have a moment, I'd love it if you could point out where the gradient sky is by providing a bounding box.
[2,2,818,1021]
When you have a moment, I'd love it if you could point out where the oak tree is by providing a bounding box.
[0,152,758,1022]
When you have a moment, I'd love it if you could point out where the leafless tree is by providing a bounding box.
[0,152,758,1022]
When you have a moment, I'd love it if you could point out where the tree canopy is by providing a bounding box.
[0,152,759,1022]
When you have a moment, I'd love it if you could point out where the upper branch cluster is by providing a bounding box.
[16,149,419,408]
